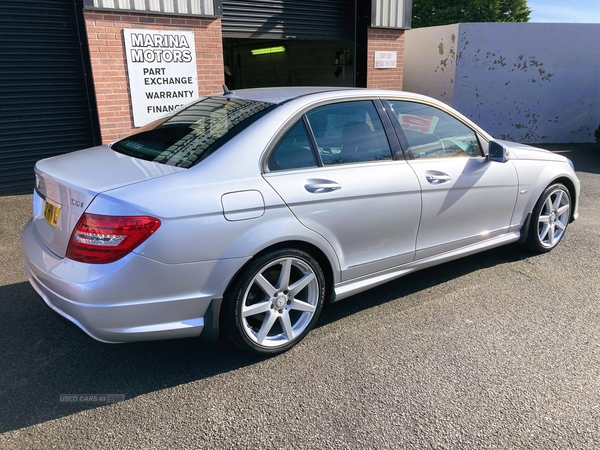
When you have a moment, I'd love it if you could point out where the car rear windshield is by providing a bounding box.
[111,97,276,168]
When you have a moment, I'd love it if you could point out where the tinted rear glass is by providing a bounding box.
[111,97,276,168]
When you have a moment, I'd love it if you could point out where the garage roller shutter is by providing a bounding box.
[0,0,99,196]
[222,0,354,40]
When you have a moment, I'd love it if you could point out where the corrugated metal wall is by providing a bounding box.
[85,0,218,17]
[0,0,99,196]
[222,0,354,40]
[371,0,412,29]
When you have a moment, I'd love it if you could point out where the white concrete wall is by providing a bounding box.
[404,23,600,143]
[404,24,459,106]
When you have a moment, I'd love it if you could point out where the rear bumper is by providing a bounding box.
[22,220,248,343]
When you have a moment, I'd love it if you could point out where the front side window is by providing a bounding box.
[111,97,276,168]
[387,101,482,159]
[305,100,393,165]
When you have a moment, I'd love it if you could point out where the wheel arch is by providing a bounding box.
[518,176,577,244]
[220,240,337,321]
[550,176,577,222]
[517,175,577,243]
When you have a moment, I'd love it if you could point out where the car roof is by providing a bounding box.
[203,86,495,142]
[209,86,451,107]
[211,86,358,104]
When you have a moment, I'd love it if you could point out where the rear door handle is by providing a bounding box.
[425,173,451,184]
[304,181,341,193]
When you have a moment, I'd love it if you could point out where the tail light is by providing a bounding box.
[66,213,161,264]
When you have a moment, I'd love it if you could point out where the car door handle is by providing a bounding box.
[425,173,451,184]
[304,181,341,193]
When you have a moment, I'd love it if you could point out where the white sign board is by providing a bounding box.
[123,29,198,127]
[374,51,397,69]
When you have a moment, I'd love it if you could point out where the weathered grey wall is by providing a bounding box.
[404,23,600,143]
[404,24,459,106]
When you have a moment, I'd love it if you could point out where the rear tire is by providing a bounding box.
[224,248,325,356]
[527,183,571,253]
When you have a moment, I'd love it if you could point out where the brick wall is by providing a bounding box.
[84,11,223,143]
[366,28,405,91]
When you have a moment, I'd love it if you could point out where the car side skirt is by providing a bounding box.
[332,231,521,302]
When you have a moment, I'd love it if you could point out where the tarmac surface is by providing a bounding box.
[0,143,599,448]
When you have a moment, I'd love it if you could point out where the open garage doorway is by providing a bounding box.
[223,38,355,89]
[221,0,356,89]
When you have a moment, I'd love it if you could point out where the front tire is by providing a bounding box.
[527,183,571,253]
[224,248,325,356]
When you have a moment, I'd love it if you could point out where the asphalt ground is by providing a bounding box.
[1,143,599,449]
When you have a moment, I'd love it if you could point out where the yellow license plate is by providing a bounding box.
[44,199,62,227]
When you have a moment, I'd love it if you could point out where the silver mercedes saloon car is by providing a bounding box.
[22,87,580,355]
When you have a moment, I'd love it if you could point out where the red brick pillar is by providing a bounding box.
[366,28,405,91]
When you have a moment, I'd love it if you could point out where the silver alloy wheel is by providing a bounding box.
[240,256,320,348]
[537,187,570,248]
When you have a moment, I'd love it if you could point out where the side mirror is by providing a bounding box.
[488,140,509,163]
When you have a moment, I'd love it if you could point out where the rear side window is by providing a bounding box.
[305,100,393,165]
[268,120,318,171]
[111,97,275,168]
